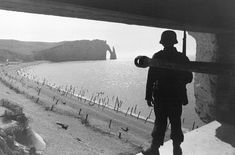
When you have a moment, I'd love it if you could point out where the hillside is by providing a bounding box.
[0,39,116,62]
[0,40,60,55]
[0,49,33,62]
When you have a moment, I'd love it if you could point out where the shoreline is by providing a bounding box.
[0,62,159,154]
[18,61,193,132]
[19,60,204,130]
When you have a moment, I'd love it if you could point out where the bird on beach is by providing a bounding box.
[56,122,69,130]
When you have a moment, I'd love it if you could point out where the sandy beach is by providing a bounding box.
[0,62,174,155]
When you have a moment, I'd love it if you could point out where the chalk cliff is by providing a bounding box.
[34,40,116,61]
[0,39,116,62]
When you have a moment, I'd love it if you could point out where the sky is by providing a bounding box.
[0,9,196,59]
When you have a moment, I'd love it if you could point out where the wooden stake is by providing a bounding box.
[109,120,112,129]
[137,111,141,119]
[125,107,130,117]
[85,114,88,122]
[118,132,121,139]
[78,109,82,115]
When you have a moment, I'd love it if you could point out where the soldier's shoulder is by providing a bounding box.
[152,50,164,58]
[176,51,190,60]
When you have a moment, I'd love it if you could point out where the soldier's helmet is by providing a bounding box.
[160,30,178,45]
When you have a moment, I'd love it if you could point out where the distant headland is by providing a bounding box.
[0,39,117,62]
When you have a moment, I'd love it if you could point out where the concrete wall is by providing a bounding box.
[189,32,235,125]
[216,33,235,125]
[189,32,218,123]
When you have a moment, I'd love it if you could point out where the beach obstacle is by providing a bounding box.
[85,114,88,122]
[36,97,39,103]
[134,105,137,114]
[50,105,54,111]
[144,117,149,124]
[118,132,122,139]
[130,107,133,116]
[192,121,196,130]
[56,122,68,130]
[108,120,112,129]
[78,108,82,115]
[137,111,141,119]
[37,87,41,96]
[121,127,129,132]
[125,107,130,117]
[55,99,59,105]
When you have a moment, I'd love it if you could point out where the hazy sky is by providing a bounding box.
[0,9,196,59]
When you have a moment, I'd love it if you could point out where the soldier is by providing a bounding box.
[143,30,193,155]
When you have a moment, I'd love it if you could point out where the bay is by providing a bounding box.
[23,59,205,129]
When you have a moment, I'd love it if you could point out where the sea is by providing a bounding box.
[23,59,205,129]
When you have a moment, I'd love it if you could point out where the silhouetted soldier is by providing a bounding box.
[143,30,193,155]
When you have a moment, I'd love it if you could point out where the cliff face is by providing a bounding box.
[34,40,115,61]
[0,39,117,62]
[0,40,60,55]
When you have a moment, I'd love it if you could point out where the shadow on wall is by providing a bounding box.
[215,123,235,147]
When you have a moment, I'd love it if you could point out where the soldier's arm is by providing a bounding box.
[145,53,160,101]
[145,67,155,101]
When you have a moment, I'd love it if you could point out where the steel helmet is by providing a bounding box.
[160,30,178,45]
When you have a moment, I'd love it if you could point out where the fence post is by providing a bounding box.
[130,107,133,116]
[125,107,130,117]
[78,108,82,115]
[109,120,112,129]
[85,114,88,122]
[118,132,122,139]
[50,105,54,111]
[137,111,141,119]
[192,121,195,130]
[36,97,39,103]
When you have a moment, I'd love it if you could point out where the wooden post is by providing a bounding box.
[137,111,141,119]
[192,121,196,130]
[109,120,112,129]
[55,99,59,105]
[78,108,82,115]
[85,114,88,122]
[130,107,133,116]
[144,117,149,124]
[36,97,39,103]
[134,105,137,114]
[38,88,41,96]
[125,107,130,117]
[147,109,153,119]
[118,132,122,139]
[50,105,54,111]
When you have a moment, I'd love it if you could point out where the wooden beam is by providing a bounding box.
[134,56,235,75]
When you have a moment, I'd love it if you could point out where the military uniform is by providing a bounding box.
[145,46,193,147]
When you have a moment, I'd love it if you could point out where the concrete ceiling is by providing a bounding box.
[0,0,235,33]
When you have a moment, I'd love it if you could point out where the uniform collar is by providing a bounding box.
[163,46,177,52]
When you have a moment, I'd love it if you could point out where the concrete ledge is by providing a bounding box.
[159,121,235,155]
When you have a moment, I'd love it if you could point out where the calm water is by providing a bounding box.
[23,60,204,129]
